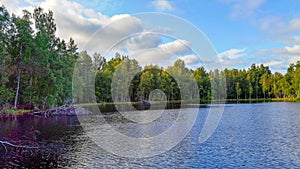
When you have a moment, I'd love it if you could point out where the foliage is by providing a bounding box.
[1,5,300,111]
[0,6,77,108]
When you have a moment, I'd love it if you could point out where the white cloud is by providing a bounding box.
[152,0,175,11]
[217,48,246,61]
[221,0,265,19]
[257,16,283,32]
[287,18,300,31]
[38,0,145,52]
[255,15,300,45]
[130,39,193,67]
[285,45,300,54]
[158,40,191,54]
[24,0,40,5]
[120,32,162,52]
[132,49,173,66]
[0,0,198,67]
[178,55,200,65]
[215,48,247,67]
[263,60,283,67]
[288,56,300,64]
[221,0,300,46]
[40,0,109,43]
[1,0,145,53]
[258,16,300,35]
[221,60,244,67]
[283,36,300,44]
[252,58,287,71]
[254,45,300,72]
[257,45,300,55]
[1,0,32,16]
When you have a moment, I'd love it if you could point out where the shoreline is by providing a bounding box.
[0,98,299,118]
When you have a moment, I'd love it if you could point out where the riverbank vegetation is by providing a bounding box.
[1,5,300,114]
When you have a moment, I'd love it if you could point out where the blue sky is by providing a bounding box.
[2,0,300,73]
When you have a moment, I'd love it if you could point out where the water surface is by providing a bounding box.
[0,102,299,168]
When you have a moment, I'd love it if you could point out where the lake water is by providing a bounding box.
[0,102,299,168]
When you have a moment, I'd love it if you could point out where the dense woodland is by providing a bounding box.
[1,6,300,109]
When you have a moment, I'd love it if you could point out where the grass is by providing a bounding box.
[0,109,32,116]
[225,98,271,102]
[75,100,184,107]
[75,102,137,107]
[2,98,300,116]
[76,98,299,107]
[271,98,298,102]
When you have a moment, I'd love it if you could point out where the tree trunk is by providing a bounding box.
[14,70,20,109]
[14,45,22,109]
[29,77,33,104]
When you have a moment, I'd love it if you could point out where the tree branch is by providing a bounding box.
[0,140,39,150]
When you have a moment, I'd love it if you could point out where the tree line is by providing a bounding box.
[89,53,300,103]
[0,6,78,109]
[1,6,300,109]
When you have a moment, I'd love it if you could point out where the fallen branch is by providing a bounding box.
[32,106,76,117]
[31,106,93,117]
[0,141,38,150]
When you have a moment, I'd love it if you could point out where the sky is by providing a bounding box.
[1,0,300,73]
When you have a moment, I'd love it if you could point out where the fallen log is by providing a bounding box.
[31,106,90,117]
[0,140,39,154]
[0,141,38,149]
[32,107,75,117]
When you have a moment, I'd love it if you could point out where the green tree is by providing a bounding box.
[0,5,14,104]
[192,67,211,100]
[166,59,197,100]
[9,10,34,108]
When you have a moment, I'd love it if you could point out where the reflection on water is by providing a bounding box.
[0,102,300,168]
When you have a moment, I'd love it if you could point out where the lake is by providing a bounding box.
[0,102,299,168]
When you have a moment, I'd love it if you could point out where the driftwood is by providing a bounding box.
[31,107,76,117]
[0,141,38,149]
[31,106,90,117]
[0,141,39,154]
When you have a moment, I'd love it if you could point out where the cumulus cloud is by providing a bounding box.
[38,0,146,52]
[254,45,300,72]
[289,56,300,64]
[217,48,246,61]
[263,60,283,67]
[158,40,191,55]
[178,55,201,65]
[120,32,162,51]
[40,0,109,47]
[0,0,200,68]
[1,0,35,16]
[215,48,246,67]
[287,18,300,31]
[257,16,283,32]
[1,0,145,53]
[221,60,244,67]
[258,16,300,35]
[24,0,40,5]
[131,39,193,66]
[283,36,300,44]
[221,0,265,19]
[220,0,300,46]
[257,45,300,55]
[132,49,174,66]
[254,13,300,46]
[152,0,175,11]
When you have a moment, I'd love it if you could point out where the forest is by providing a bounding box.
[1,5,300,110]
